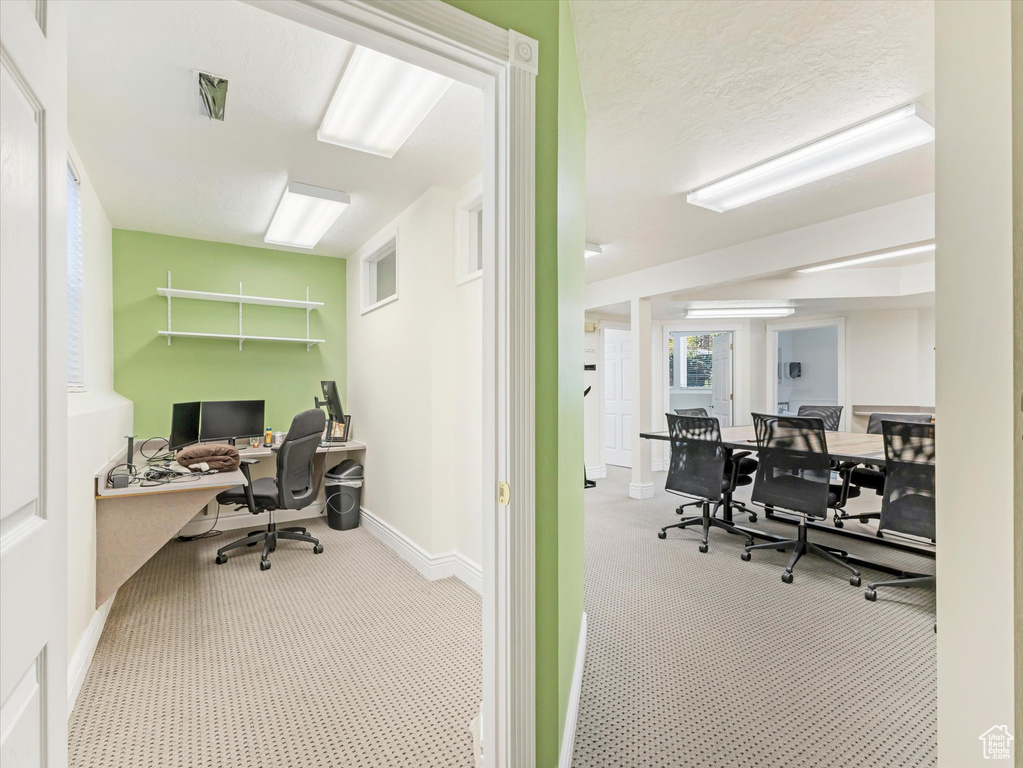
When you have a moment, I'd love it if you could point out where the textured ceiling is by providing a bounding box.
[68,1,482,258]
[572,0,934,283]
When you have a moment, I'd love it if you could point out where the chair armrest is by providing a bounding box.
[237,460,258,512]
[832,461,858,508]
[731,450,752,462]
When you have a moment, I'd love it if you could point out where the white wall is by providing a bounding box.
[66,141,133,699]
[346,185,482,578]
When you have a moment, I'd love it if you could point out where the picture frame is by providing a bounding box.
[328,415,352,443]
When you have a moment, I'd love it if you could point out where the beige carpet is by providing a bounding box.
[572,467,936,768]
[69,517,482,767]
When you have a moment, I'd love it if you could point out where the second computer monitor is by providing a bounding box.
[199,400,265,445]
[320,380,344,421]
[169,401,201,451]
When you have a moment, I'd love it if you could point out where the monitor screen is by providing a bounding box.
[320,380,344,421]
[169,401,201,451]
[199,400,265,443]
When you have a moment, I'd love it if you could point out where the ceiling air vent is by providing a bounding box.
[195,70,228,121]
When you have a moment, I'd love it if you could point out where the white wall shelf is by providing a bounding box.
[157,287,323,310]
[160,271,323,350]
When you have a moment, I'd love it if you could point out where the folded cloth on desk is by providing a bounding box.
[176,443,240,472]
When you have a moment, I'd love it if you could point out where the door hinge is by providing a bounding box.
[498,481,511,506]
[729,393,733,400]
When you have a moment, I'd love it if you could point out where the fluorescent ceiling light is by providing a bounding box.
[265,182,350,249]
[686,103,935,212]
[798,243,936,273]
[318,46,453,158]
[585,242,603,258]
[685,307,795,319]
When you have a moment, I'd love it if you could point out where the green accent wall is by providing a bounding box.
[441,2,584,765]
[112,230,346,439]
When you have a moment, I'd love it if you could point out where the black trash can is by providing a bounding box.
[325,460,363,530]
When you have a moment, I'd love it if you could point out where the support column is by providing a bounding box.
[629,297,653,499]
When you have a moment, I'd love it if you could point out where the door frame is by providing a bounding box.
[765,316,848,430]
[246,2,538,764]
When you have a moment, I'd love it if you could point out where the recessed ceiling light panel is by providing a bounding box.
[686,103,935,213]
[685,307,795,319]
[797,243,936,273]
[318,46,454,158]
[265,182,350,249]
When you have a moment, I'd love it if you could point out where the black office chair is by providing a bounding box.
[657,413,758,552]
[796,404,843,431]
[674,407,709,417]
[839,412,935,529]
[865,421,935,601]
[670,408,757,519]
[741,413,861,585]
[214,409,326,571]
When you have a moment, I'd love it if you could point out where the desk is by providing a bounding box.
[639,427,933,573]
[94,440,367,606]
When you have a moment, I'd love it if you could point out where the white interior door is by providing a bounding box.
[1,1,68,765]
[711,332,733,426]
[603,328,632,468]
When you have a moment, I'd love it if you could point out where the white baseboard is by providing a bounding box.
[585,465,607,479]
[67,593,115,717]
[559,611,587,768]
[360,507,482,594]
[628,482,655,499]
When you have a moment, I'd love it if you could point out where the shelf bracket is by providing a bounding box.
[166,271,172,345]
[239,281,244,351]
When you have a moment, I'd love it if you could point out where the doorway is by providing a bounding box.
[667,330,734,425]
[603,327,631,468]
[766,317,846,428]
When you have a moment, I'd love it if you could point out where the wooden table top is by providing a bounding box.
[640,425,886,465]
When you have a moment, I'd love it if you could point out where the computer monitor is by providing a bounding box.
[319,380,344,421]
[169,401,201,452]
[199,400,265,445]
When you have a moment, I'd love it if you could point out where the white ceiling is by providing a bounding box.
[572,0,935,283]
[68,1,482,258]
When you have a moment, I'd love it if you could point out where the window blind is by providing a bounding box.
[67,162,85,390]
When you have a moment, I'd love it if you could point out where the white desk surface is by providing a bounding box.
[95,440,366,498]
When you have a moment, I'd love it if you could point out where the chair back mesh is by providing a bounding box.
[866,411,933,435]
[276,409,327,510]
[750,413,831,519]
[880,420,935,540]
[665,413,725,502]
[674,407,709,417]
[796,404,843,431]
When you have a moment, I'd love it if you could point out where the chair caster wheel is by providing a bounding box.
[850,575,861,587]
[260,560,271,571]
[740,551,751,562]
[698,544,708,553]
[833,519,844,528]
[657,531,667,540]
[781,572,794,584]
[876,531,884,539]
[313,544,324,554]
[747,513,757,523]
[215,554,227,565]
[865,588,877,601]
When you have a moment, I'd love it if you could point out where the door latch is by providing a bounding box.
[498,481,511,506]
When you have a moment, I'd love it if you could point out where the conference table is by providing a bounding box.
[639,425,934,574]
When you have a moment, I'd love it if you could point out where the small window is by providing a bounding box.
[456,192,483,284]
[361,236,398,313]
[66,161,85,391]
[668,333,713,390]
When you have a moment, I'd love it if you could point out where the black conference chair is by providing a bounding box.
[839,412,935,529]
[657,413,757,552]
[796,404,843,431]
[865,421,936,601]
[671,408,757,519]
[215,409,326,571]
[741,413,861,585]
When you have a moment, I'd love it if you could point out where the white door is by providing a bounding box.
[711,332,733,426]
[1,2,69,765]
[604,328,632,468]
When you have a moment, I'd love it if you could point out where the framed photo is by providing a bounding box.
[328,415,352,442]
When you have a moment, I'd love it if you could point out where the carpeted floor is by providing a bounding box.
[572,466,936,768]
[69,517,482,768]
